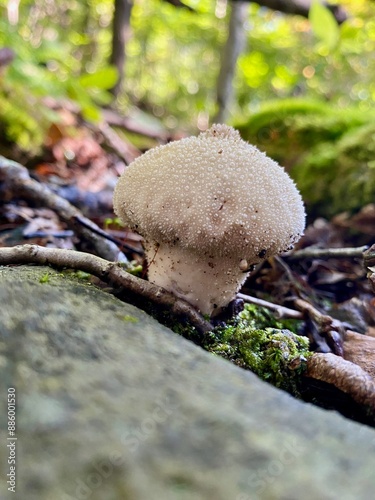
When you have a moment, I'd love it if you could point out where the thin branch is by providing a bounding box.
[237,292,303,319]
[364,244,375,293]
[0,244,213,334]
[73,215,143,255]
[96,121,140,165]
[102,109,171,141]
[163,0,195,11]
[287,245,368,261]
[293,298,345,356]
[364,244,375,268]
[231,0,347,23]
[0,156,127,263]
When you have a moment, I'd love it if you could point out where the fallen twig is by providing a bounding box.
[0,244,213,334]
[73,215,143,255]
[96,121,140,165]
[364,244,375,268]
[102,109,171,141]
[287,245,368,261]
[237,293,303,320]
[293,298,345,356]
[364,244,375,293]
[0,156,127,263]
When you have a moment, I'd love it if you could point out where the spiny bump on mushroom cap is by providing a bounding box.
[113,124,305,261]
[200,123,241,141]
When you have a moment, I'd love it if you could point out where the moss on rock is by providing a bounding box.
[236,99,375,216]
[200,305,311,395]
[294,121,375,215]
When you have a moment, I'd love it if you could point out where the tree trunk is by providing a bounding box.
[110,0,133,97]
[214,2,248,124]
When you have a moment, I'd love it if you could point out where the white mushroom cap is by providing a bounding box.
[113,124,305,317]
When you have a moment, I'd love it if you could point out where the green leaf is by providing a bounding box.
[81,104,101,122]
[67,80,102,123]
[88,88,113,106]
[309,0,340,50]
[79,66,118,90]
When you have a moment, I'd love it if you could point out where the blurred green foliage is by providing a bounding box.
[237,98,375,216]
[1,0,375,216]
[1,0,375,134]
[296,120,375,216]
[309,0,340,50]
[0,1,117,152]
[125,0,375,129]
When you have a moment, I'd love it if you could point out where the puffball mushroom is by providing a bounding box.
[113,124,305,318]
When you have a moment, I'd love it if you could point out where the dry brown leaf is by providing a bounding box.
[344,331,375,379]
[306,353,375,411]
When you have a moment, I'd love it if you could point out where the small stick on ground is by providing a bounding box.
[294,298,345,356]
[0,156,127,263]
[96,121,140,165]
[102,109,171,141]
[237,293,303,320]
[0,244,213,335]
[364,244,375,268]
[73,215,143,255]
[287,246,368,261]
[364,245,375,292]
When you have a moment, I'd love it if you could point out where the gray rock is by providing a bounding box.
[0,265,375,500]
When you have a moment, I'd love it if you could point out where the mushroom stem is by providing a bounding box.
[145,241,250,317]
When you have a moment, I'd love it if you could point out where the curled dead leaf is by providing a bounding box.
[344,331,375,379]
[306,353,375,411]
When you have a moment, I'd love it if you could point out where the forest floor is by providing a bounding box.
[1,106,375,426]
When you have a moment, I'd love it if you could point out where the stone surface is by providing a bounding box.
[1,265,375,500]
